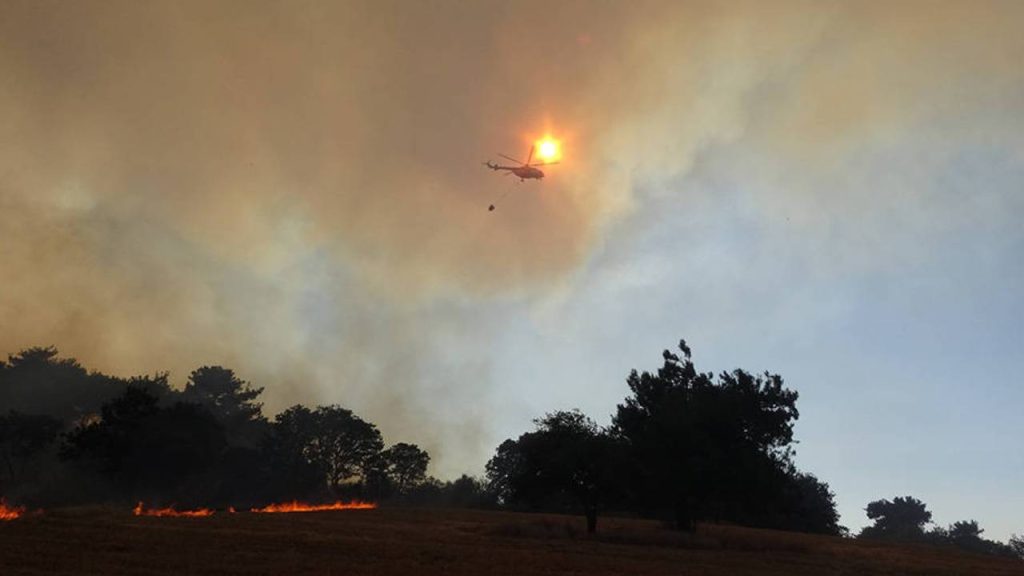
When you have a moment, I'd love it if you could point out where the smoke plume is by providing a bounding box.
[2,1,1022,474]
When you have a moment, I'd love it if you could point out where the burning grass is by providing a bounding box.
[130,500,377,518]
[0,499,25,521]
[133,502,214,518]
[251,500,377,513]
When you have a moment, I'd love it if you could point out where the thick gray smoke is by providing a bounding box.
[2,1,1022,475]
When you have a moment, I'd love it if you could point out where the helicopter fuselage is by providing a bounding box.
[512,166,544,180]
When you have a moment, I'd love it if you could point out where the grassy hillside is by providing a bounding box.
[1,507,1021,575]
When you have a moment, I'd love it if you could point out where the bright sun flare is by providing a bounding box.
[537,139,559,161]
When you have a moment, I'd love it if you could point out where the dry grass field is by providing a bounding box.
[2,506,1022,576]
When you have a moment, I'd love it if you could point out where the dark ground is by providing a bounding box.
[2,506,1022,575]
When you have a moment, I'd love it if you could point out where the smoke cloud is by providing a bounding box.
[2,1,1022,475]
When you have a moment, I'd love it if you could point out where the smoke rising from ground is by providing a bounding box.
[2,1,1022,475]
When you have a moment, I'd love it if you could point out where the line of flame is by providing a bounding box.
[250,500,377,513]
[133,502,214,517]
[0,499,378,520]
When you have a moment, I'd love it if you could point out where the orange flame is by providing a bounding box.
[0,499,25,521]
[251,500,376,514]
[133,502,214,517]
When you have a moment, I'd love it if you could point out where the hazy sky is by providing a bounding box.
[1,1,1022,538]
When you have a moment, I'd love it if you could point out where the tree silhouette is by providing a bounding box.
[859,498,1021,557]
[62,386,226,501]
[399,474,497,508]
[0,346,458,510]
[486,410,622,533]
[859,496,932,540]
[61,386,161,476]
[0,347,124,423]
[0,411,62,489]
[1009,534,1024,559]
[773,470,844,535]
[182,366,266,447]
[612,340,799,531]
[940,520,1020,556]
[272,404,384,495]
[485,439,523,506]
[383,443,430,494]
[264,405,324,500]
[948,520,984,547]
[445,474,494,507]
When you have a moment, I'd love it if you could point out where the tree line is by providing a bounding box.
[0,347,446,509]
[858,495,1023,558]
[484,340,840,535]
[479,340,1021,558]
[1,341,1021,560]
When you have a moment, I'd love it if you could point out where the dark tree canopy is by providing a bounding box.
[0,347,125,423]
[5,342,1020,556]
[937,520,1020,557]
[272,404,384,494]
[859,496,1021,558]
[0,411,62,489]
[61,386,226,502]
[0,346,431,510]
[399,474,497,508]
[445,474,494,507]
[1009,534,1024,559]
[948,520,984,543]
[482,340,841,535]
[612,340,802,531]
[486,410,622,533]
[860,496,933,540]
[485,439,523,505]
[182,366,266,446]
[383,443,430,494]
[776,471,843,535]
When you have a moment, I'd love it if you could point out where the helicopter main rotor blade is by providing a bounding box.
[497,153,523,164]
[531,161,560,166]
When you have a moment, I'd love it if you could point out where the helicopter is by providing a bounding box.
[483,144,559,182]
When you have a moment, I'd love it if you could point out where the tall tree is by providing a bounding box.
[485,439,523,506]
[181,366,266,446]
[265,405,325,499]
[311,405,384,492]
[612,339,800,531]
